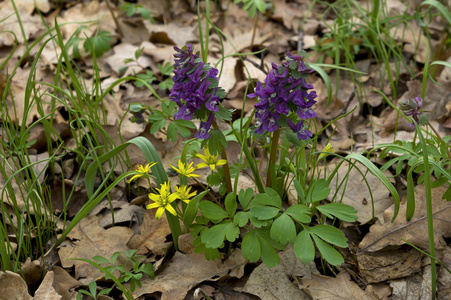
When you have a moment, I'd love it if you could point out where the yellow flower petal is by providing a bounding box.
[146,202,159,209]
[165,204,177,216]
[155,207,165,220]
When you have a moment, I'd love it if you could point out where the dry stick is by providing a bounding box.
[105,0,123,38]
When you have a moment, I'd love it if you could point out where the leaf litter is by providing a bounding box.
[1,0,451,298]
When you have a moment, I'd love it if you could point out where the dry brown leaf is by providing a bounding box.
[389,265,433,300]
[357,247,423,283]
[52,266,82,299]
[34,271,63,300]
[237,246,314,300]
[58,215,134,284]
[0,271,33,299]
[132,241,246,300]
[359,185,451,252]
[327,161,394,225]
[104,43,152,77]
[438,246,451,300]
[145,22,198,47]
[301,271,379,300]
[21,258,43,286]
[0,4,42,46]
[51,178,88,218]
[56,1,117,40]
[127,209,173,255]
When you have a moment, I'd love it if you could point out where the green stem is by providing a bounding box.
[266,128,281,188]
[212,119,232,194]
[415,122,436,299]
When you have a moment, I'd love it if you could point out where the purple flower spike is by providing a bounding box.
[399,96,424,125]
[169,44,228,139]
[196,113,214,139]
[250,50,317,140]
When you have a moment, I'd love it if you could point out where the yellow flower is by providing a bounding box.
[195,147,227,171]
[175,185,197,203]
[318,143,334,160]
[146,181,180,220]
[171,160,200,178]
[129,162,157,183]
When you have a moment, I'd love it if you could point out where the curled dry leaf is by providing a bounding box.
[0,271,33,300]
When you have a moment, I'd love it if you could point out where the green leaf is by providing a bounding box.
[199,201,228,222]
[150,119,166,134]
[270,213,296,245]
[249,188,282,209]
[93,256,111,264]
[84,31,113,58]
[225,192,237,217]
[311,235,344,266]
[249,214,270,227]
[317,203,358,222]
[88,281,97,297]
[259,234,281,267]
[307,179,330,202]
[183,190,208,229]
[214,105,233,121]
[309,225,348,248]
[285,204,311,223]
[294,230,315,264]
[233,211,249,227]
[225,222,240,242]
[238,188,254,210]
[201,223,227,248]
[193,236,221,260]
[207,129,227,156]
[250,206,280,220]
[242,230,261,262]
[293,179,306,203]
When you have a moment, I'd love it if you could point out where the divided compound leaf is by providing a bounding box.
[225,192,237,217]
[201,223,227,248]
[270,213,296,245]
[250,206,280,220]
[294,229,315,264]
[233,211,249,227]
[311,234,344,266]
[309,225,348,248]
[242,230,261,263]
[285,204,311,223]
[199,201,229,222]
[316,203,358,222]
[238,188,254,210]
[307,179,330,202]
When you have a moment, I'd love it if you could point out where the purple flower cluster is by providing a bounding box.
[169,44,222,139]
[248,51,317,140]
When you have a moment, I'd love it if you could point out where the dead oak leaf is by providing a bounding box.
[359,185,451,253]
[132,249,246,300]
[301,271,379,300]
[0,271,33,300]
[58,215,134,284]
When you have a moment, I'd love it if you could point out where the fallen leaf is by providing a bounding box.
[34,271,63,300]
[132,237,245,300]
[21,257,43,286]
[357,247,423,283]
[327,161,394,225]
[301,271,379,299]
[438,246,451,300]
[58,215,134,284]
[237,246,315,300]
[389,265,433,300]
[0,271,33,299]
[359,185,451,252]
[127,209,173,256]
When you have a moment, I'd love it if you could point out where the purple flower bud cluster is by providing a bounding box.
[169,44,222,139]
[399,96,423,126]
[248,51,317,140]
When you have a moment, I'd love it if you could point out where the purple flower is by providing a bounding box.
[169,44,227,139]
[399,96,424,125]
[250,50,316,140]
[287,119,311,140]
[195,113,214,139]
